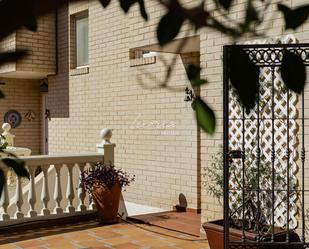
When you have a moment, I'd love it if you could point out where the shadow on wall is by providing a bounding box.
[47,3,70,119]
[180,52,202,212]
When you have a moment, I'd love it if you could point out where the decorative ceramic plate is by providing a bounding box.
[4,110,22,128]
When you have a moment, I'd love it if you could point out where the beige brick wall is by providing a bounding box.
[0,14,55,78]
[0,78,41,155]
[17,13,56,75]
[45,0,309,218]
[47,0,200,210]
[0,33,16,74]
[47,3,70,119]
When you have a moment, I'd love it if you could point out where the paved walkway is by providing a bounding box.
[0,221,209,249]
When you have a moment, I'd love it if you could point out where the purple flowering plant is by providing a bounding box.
[81,162,135,193]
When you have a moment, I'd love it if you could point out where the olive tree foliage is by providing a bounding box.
[0,0,308,194]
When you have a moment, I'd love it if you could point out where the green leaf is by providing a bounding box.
[24,16,37,31]
[281,50,306,94]
[186,64,201,81]
[118,0,148,20]
[0,50,27,66]
[229,47,259,112]
[2,158,29,179]
[186,64,207,87]
[239,1,259,33]
[157,11,184,46]
[0,170,4,198]
[138,0,148,21]
[218,0,234,10]
[0,135,8,150]
[119,0,135,12]
[245,1,259,24]
[99,0,111,8]
[192,98,216,134]
[278,4,309,30]
[192,78,208,87]
[0,90,5,99]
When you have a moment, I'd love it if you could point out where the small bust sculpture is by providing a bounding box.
[2,123,11,134]
[2,123,15,147]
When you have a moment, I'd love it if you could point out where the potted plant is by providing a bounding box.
[203,152,301,249]
[81,162,135,224]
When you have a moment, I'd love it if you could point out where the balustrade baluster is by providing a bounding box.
[14,174,24,219]
[41,165,50,215]
[88,164,96,210]
[77,163,86,212]
[27,167,37,217]
[89,196,96,210]
[0,169,10,221]
[53,164,63,214]
[66,164,75,213]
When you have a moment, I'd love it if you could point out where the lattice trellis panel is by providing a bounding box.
[228,35,299,229]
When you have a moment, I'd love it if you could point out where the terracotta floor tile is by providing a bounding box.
[127,212,201,237]
[0,221,208,249]
[45,239,75,247]
[101,236,133,246]
[25,247,49,249]
[69,233,98,242]
[134,237,175,247]
[87,247,114,249]
[15,239,48,248]
[48,245,77,249]
[176,241,209,249]
[114,242,141,249]
[75,239,111,248]
[153,246,182,249]
[90,230,120,239]
[0,244,18,249]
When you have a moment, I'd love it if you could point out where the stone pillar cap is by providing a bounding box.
[100,128,112,144]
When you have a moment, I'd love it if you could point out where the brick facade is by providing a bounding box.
[46,0,309,218]
[0,0,308,223]
[47,0,201,210]
[0,14,55,78]
[0,78,41,155]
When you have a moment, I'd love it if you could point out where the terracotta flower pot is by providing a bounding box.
[91,182,122,224]
[203,220,301,249]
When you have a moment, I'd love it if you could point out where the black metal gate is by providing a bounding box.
[223,43,309,249]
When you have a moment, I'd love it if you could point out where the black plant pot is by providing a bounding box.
[203,219,302,249]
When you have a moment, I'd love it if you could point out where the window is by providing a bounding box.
[75,14,88,67]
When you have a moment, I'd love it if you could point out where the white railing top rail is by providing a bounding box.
[20,153,103,166]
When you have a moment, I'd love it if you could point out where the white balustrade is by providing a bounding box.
[0,128,115,226]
